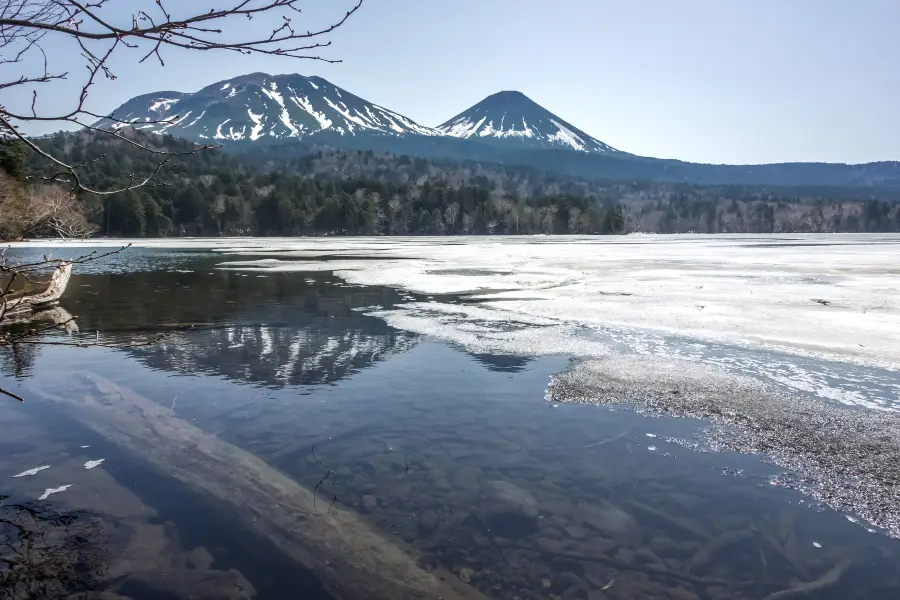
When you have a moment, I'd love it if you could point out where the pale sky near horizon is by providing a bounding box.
[4,0,898,165]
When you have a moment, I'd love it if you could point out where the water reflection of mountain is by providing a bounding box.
[469,353,535,373]
[133,324,416,386]
[58,265,418,387]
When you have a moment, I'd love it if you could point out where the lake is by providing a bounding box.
[1,235,899,600]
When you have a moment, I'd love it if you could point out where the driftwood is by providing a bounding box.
[2,262,72,316]
[32,372,491,600]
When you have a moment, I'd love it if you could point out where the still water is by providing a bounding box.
[1,248,897,600]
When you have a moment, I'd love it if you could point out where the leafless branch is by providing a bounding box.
[0,0,364,195]
[0,384,24,401]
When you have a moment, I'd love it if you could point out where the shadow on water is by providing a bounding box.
[1,247,898,600]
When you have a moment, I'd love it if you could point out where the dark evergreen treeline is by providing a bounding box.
[24,132,624,237]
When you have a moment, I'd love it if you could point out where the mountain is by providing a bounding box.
[94,73,438,143]
[437,90,618,153]
[94,73,900,190]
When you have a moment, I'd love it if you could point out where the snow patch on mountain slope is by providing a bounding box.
[379,107,438,136]
[381,114,405,134]
[185,110,206,128]
[156,111,193,134]
[247,108,264,140]
[324,96,372,131]
[548,119,585,151]
[110,117,141,131]
[149,98,179,112]
[260,83,284,108]
[291,94,332,130]
[260,82,300,137]
[214,119,231,140]
[441,115,486,138]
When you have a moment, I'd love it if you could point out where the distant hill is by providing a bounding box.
[94,72,900,190]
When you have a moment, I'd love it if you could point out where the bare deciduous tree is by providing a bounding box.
[0,0,364,194]
[461,212,473,235]
[1,173,96,238]
[443,201,459,234]
[568,206,582,234]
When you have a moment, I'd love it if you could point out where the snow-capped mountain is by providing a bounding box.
[94,73,439,143]
[437,90,617,153]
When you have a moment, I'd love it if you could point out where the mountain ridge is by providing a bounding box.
[92,72,900,189]
[95,72,439,142]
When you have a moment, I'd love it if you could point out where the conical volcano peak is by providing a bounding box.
[437,90,617,153]
[490,90,529,99]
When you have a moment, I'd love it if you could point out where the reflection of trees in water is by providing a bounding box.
[0,500,109,599]
[0,307,79,379]
[0,343,38,378]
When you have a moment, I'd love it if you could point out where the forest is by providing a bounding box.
[3,129,900,239]
[9,132,624,238]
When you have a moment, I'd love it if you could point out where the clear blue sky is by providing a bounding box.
[6,0,899,165]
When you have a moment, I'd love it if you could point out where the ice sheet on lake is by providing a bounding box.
[83,459,105,470]
[38,485,72,500]
[12,465,50,478]
[197,235,900,369]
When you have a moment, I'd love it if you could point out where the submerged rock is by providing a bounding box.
[418,510,439,532]
[482,480,539,518]
[185,546,215,570]
[537,536,563,554]
[361,494,377,513]
[481,480,540,537]
[552,571,582,591]
[576,501,640,546]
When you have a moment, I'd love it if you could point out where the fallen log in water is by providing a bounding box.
[2,262,72,316]
[32,372,490,600]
